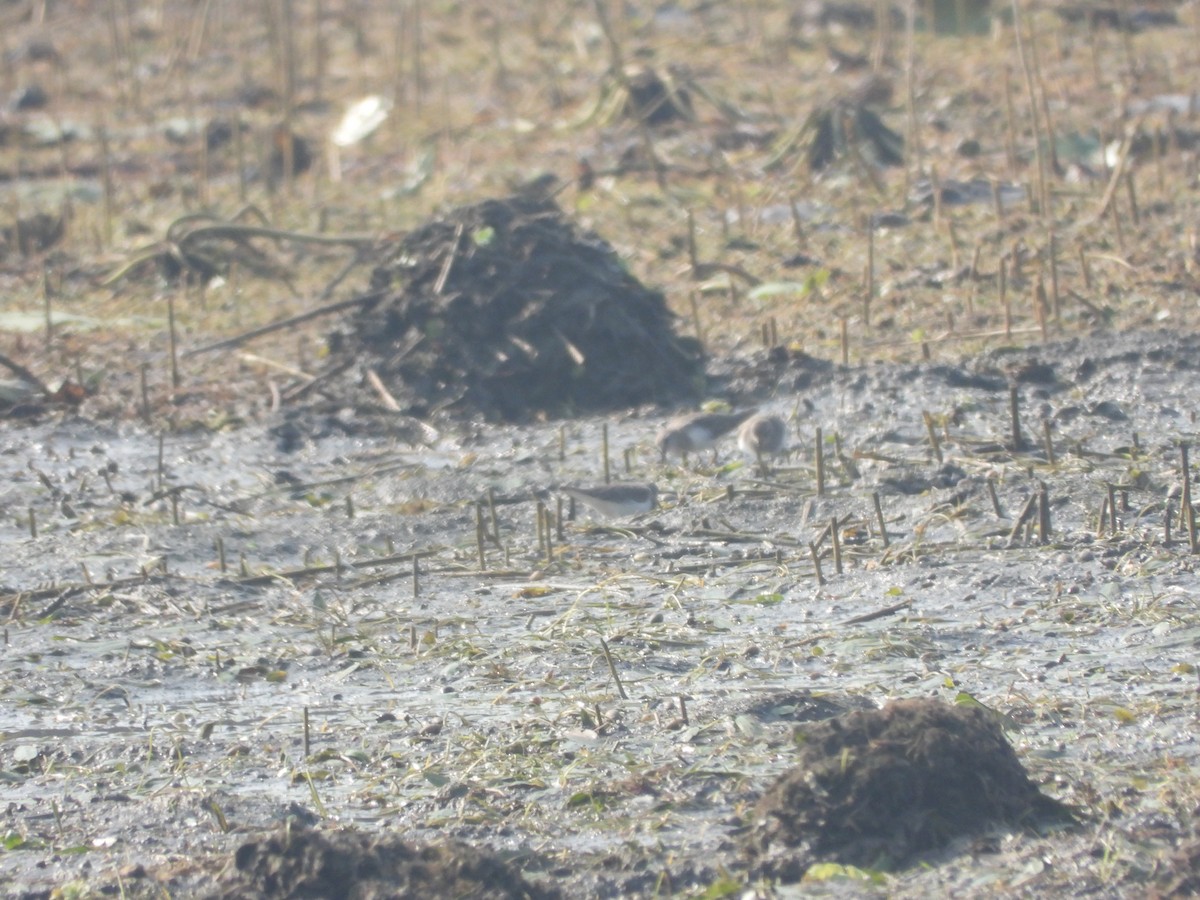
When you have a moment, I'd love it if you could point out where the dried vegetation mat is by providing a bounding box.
[336,191,703,421]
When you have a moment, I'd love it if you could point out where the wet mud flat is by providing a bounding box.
[2,327,1199,897]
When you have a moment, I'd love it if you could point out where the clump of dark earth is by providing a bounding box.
[211,825,558,900]
[745,698,1073,882]
[330,192,702,422]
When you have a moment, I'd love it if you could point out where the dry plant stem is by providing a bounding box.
[872,492,890,547]
[410,0,424,111]
[42,269,52,351]
[98,122,114,246]
[1009,385,1023,450]
[601,423,611,484]
[1007,493,1038,544]
[902,0,920,199]
[830,516,843,575]
[1153,126,1166,195]
[991,179,1005,225]
[1036,419,1056,468]
[930,165,943,229]
[1001,258,1011,338]
[1048,231,1061,324]
[1011,0,1048,217]
[1182,444,1197,552]
[1094,131,1134,222]
[412,555,420,599]
[1002,68,1019,177]
[1037,483,1051,542]
[365,368,401,411]
[488,488,499,543]
[815,427,825,497]
[598,637,629,700]
[1107,483,1118,533]
[303,706,310,758]
[186,0,214,63]
[947,219,961,272]
[840,317,849,365]
[1114,0,1137,78]
[988,475,1008,518]
[139,363,151,421]
[311,0,325,103]
[103,0,126,110]
[871,0,892,69]
[863,218,875,329]
[234,113,247,203]
[233,548,428,588]
[1124,170,1140,224]
[808,542,825,585]
[1034,277,1047,340]
[789,198,805,248]
[433,223,464,295]
[216,536,227,573]
[1028,21,1059,176]
[558,425,566,462]
[167,293,181,389]
[1110,196,1127,255]
[686,209,698,277]
[843,596,911,625]
[185,290,385,357]
[923,411,943,463]
[0,353,51,397]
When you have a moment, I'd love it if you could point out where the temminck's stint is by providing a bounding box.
[562,483,659,518]
[656,410,756,462]
[737,413,788,475]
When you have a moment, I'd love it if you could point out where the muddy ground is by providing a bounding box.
[4,0,1200,895]
[3,327,1199,897]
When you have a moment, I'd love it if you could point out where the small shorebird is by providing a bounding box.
[562,483,658,519]
[737,413,788,475]
[656,410,756,463]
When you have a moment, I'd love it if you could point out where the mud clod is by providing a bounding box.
[214,826,558,900]
[746,698,1072,881]
[338,193,702,422]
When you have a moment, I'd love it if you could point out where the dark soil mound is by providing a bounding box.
[746,698,1072,881]
[213,826,557,899]
[338,193,702,422]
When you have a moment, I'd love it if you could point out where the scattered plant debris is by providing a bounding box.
[767,75,902,173]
